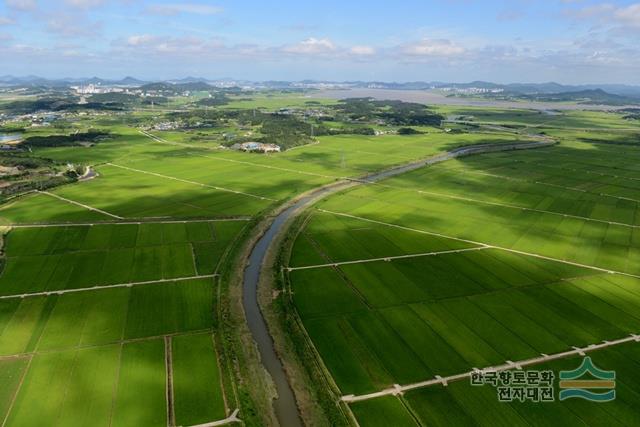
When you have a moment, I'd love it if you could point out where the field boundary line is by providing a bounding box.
[0,329,214,360]
[108,343,124,427]
[139,128,345,180]
[186,409,241,427]
[0,274,218,300]
[286,246,489,271]
[165,336,176,427]
[317,209,640,280]
[7,218,251,228]
[196,153,346,180]
[370,182,640,229]
[37,190,123,219]
[0,354,33,427]
[341,333,640,403]
[459,169,640,204]
[106,163,275,201]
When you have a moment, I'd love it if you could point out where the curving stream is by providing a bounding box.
[241,140,553,426]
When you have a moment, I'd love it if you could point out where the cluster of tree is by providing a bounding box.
[138,81,215,95]
[23,130,110,147]
[622,108,640,120]
[332,98,443,126]
[2,97,124,114]
[88,93,138,103]
[397,127,422,135]
[196,93,231,107]
[0,153,55,169]
[0,153,76,198]
[257,114,315,149]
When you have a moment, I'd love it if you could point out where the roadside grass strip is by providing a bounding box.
[286,246,489,271]
[106,163,275,201]
[316,209,640,280]
[36,190,122,219]
[0,275,217,300]
[341,333,640,403]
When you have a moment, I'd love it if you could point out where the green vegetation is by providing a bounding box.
[2,87,640,425]
[285,110,640,425]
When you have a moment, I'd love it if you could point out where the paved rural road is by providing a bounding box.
[241,139,554,426]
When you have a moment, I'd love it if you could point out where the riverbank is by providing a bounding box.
[238,139,555,426]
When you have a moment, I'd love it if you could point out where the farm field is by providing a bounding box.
[0,221,245,295]
[350,341,640,427]
[3,90,640,426]
[0,219,242,426]
[286,130,640,425]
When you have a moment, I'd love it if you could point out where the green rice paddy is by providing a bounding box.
[286,118,640,425]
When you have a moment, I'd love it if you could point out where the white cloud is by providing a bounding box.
[0,16,15,25]
[4,0,37,11]
[567,2,640,28]
[47,13,101,37]
[64,0,105,8]
[613,3,640,27]
[127,34,157,46]
[283,37,336,54]
[350,45,375,56]
[400,38,465,57]
[147,3,224,16]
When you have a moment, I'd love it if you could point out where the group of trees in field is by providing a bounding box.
[23,130,110,147]
[332,98,443,126]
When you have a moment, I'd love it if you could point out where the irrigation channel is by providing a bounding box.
[241,139,553,426]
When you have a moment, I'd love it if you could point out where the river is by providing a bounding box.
[241,140,553,426]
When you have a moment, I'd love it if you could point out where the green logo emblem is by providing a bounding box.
[559,357,615,402]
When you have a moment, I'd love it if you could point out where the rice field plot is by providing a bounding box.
[0,221,242,295]
[0,279,214,356]
[387,158,640,226]
[51,164,271,219]
[314,179,640,276]
[1,334,230,427]
[172,333,227,426]
[289,211,475,267]
[351,340,640,427]
[288,209,640,396]
[0,192,112,225]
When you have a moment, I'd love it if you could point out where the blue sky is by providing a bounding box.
[1,0,640,84]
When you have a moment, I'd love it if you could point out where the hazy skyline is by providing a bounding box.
[1,0,640,84]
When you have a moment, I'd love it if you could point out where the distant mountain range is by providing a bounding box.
[1,75,640,104]
[0,75,148,87]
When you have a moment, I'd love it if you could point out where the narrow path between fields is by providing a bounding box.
[7,218,251,228]
[106,163,275,201]
[363,180,640,229]
[187,409,241,427]
[37,190,123,219]
[139,129,346,180]
[341,333,640,403]
[165,336,176,427]
[286,247,489,271]
[0,274,217,300]
[317,208,640,280]
[460,168,640,204]
[0,330,213,360]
